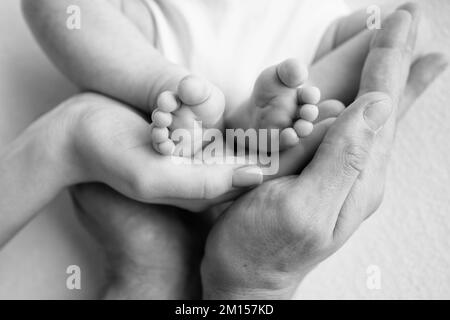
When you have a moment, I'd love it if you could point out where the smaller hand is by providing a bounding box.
[65,93,263,212]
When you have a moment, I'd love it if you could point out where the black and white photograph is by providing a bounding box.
[0,0,449,306]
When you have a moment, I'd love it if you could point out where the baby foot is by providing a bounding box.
[150,75,225,157]
[229,58,321,152]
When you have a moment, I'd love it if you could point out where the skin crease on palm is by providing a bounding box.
[70,3,449,299]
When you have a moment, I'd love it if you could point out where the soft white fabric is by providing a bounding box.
[143,0,349,111]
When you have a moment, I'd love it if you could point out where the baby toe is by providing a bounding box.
[277,58,309,88]
[151,126,170,143]
[158,140,175,156]
[177,75,211,106]
[298,86,321,105]
[298,104,319,122]
[152,110,173,127]
[294,119,314,138]
[157,91,180,113]
[280,127,300,149]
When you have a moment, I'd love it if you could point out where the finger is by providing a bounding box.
[359,4,419,106]
[155,189,244,213]
[310,29,373,104]
[400,3,420,55]
[333,7,390,48]
[112,145,263,203]
[357,4,420,167]
[158,159,263,200]
[399,53,449,119]
[329,5,424,242]
[295,92,393,220]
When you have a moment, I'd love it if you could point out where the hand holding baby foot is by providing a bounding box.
[202,4,448,300]
[63,93,261,212]
[150,75,225,157]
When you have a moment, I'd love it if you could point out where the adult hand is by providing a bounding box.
[68,3,445,301]
[309,3,445,116]
[201,4,447,299]
[272,3,448,179]
[71,183,209,299]
[63,93,263,212]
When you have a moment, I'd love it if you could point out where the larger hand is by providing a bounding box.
[201,4,446,299]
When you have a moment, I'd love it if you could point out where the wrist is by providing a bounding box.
[200,255,300,300]
[0,100,87,246]
[202,286,296,300]
[103,260,201,300]
[30,98,90,187]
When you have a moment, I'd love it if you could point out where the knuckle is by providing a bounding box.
[341,139,371,176]
[276,198,332,250]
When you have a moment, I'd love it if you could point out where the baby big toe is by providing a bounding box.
[177,75,211,106]
[277,58,309,88]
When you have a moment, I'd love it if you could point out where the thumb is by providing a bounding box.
[296,92,392,217]
[160,159,264,200]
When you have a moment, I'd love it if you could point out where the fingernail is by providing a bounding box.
[363,99,393,131]
[232,166,263,188]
